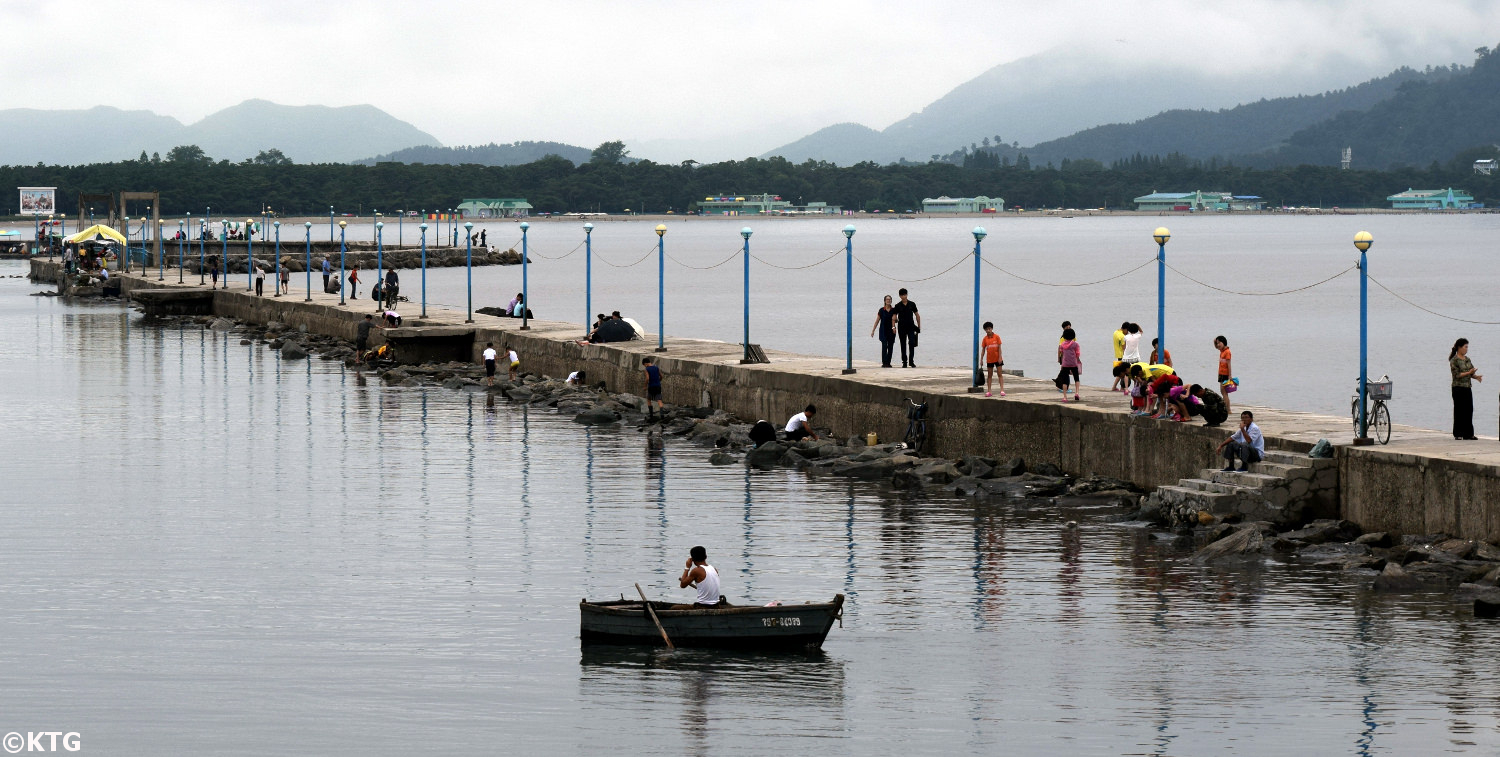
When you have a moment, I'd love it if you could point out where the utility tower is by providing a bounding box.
[1340,147,1352,170]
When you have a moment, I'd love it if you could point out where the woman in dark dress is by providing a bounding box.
[1450,338,1482,440]
[869,294,896,367]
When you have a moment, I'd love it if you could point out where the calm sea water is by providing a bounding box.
[3,262,1500,755]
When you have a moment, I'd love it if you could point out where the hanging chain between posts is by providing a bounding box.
[1166,262,1356,296]
[750,248,844,270]
[1367,276,1500,325]
[983,256,1156,286]
[594,242,659,268]
[668,247,743,270]
[852,250,973,283]
[526,239,587,260]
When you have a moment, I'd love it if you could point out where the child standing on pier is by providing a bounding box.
[1215,336,1233,412]
[980,322,1004,397]
[482,342,498,386]
[1056,328,1081,401]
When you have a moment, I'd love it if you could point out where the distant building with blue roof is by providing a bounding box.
[1133,191,1263,212]
[1386,188,1476,209]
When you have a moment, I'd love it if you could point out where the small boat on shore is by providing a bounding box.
[580,594,844,650]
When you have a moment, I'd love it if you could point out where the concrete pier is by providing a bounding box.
[31,258,1500,542]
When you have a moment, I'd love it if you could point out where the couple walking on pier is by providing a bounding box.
[871,289,921,368]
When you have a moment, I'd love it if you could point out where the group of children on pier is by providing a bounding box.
[975,319,1234,427]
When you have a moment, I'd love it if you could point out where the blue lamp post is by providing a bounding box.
[338,220,347,305]
[583,222,594,337]
[176,219,184,283]
[1154,226,1170,367]
[398,209,403,247]
[196,216,205,284]
[220,220,229,288]
[303,222,313,301]
[519,221,530,330]
[969,226,987,391]
[739,226,753,363]
[842,224,857,374]
[158,220,166,280]
[655,224,667,351]
[419,223,428,317]
[123,216,130,274]
[375,220,384,305]
[464,221,474,323]
[273,221,282,297]
[329,205,334,243]
[246,218,255,291]
[1354,230,1374,445]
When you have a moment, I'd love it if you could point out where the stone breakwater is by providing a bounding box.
[148,306,1500,614]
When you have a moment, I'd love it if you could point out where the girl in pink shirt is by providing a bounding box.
[1055,328,1082,401]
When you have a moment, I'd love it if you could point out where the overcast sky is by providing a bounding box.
[4,0,1498,160]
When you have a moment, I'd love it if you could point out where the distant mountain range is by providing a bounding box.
[355,141,595,166]
[763,46,1498,171]
[0,99,439,166]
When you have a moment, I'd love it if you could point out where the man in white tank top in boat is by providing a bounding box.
[673,546,726,609]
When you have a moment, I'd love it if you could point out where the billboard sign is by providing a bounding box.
[18,187,56,215]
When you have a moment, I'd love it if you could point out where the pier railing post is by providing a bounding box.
[338,221,347,305]
[583,223,594,338]
[519,222,529,330]
[273,222,282,296]
[303,222,313,302]
[464,221,474,323]
[420,223,428,318]
[1354,231,1374,445]
[968,227,987,392]
[843,225,856,374]
[740,227,752,363]
[655,224,666,351]
[1154,227,1171,368]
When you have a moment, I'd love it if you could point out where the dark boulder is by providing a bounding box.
[1280,520,1361,546]
[745,443,787,470]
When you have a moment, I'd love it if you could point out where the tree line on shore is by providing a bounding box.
[5,149,1499,217]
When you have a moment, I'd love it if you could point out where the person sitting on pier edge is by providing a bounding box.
[508,292,523,317]
[784,405,819,442]
[672,546,725,610]
[1216,410,1264,472]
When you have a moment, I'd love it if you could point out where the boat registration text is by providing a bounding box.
[762,617,802,627]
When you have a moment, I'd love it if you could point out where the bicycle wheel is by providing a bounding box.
[1372,401,1392,445]
[904,421,926,454]
[1350,397,1361,433]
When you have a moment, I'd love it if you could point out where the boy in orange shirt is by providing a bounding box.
[1215,335,1233,412]
[980,321,1005,397]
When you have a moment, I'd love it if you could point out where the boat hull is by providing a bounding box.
[580,594,843,651]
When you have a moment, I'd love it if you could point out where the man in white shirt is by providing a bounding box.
[784,405,818,442]
[1216,410,1264,472]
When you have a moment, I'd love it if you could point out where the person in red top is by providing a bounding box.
[1149,338,1172,367]
[979,321,1005,397]
[1215,335,1233,411]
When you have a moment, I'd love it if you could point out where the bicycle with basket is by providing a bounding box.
[1350,374,1393,445]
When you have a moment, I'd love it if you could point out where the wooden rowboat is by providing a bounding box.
[580,594,844,650]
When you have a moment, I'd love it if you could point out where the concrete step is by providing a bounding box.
[1179,478,1258,496]
[1157,485,1240,506]
[1262,450,1336,469]
[1252,461,1314,479]
[1203,469,1284,491]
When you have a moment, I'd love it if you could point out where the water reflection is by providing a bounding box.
[579,647,847,755]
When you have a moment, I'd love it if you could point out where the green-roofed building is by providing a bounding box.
[1132,190,1265,211]
[1386,188,1475,209]
[920,195,1003,213]
[457,198,533,219]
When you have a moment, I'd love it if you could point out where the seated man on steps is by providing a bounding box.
[1216,410,1264,472]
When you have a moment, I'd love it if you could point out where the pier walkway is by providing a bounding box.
[33,259,1500,542]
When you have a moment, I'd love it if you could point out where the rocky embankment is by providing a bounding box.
[156,310,1500,617]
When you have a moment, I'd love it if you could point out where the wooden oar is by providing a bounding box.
[636,583,675,650]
